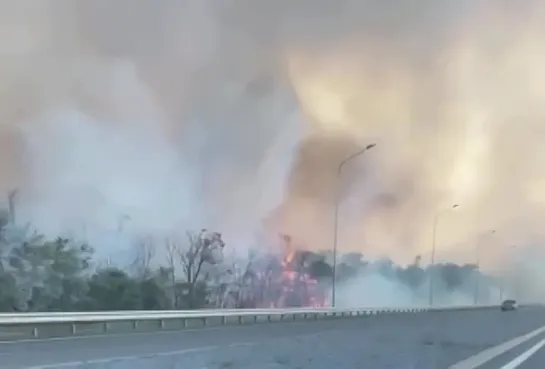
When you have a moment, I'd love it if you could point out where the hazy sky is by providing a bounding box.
[1,1,545,269]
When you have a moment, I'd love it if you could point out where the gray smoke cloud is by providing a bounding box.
[0,0,306,260]
[1,0,545,300]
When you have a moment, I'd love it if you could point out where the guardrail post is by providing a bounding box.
[159,320,164,329]
[222,316,226,325]
[32,327,38,338]
[183,319,187,328]
[238,316,243,324]
[202,318,207,326]
[71,324,76,335]
[103,322,109,332]
[132,321,138,330]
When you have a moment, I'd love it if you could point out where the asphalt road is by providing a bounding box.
[1,307,545,369]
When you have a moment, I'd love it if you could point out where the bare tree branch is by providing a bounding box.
[131,236,155,279]
[169,229,226,308]
[164,238,179,307]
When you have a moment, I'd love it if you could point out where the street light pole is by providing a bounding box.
[332,143,376,307]
[499,274,504,302]
[429,204,459,307]
[509,245,519,300]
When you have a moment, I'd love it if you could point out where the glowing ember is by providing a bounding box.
[216,233,329,308]
[251,234,328,308]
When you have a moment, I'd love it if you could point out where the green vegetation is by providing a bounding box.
[0,211,497,311]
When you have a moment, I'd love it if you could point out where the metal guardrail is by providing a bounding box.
[0,305,498,341]
[0,307,422,324]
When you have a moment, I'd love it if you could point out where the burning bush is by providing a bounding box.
[213,234,330,309]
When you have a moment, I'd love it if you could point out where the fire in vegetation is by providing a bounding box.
[215,235,330,308]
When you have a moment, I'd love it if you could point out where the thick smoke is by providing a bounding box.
[0,0,305,259]
[1,0,545,302]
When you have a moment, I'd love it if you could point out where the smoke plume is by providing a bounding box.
[1,0,545,292]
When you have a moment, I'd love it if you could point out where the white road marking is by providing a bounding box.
[499,337,545,369]
[449,325,545,369]
[7,329,336,368]
[22,342,256,369]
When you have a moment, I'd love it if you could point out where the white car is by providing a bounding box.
[501,299,518,311]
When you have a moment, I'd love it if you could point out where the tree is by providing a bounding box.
[138,274,171,310]
[0,209,8,230]
[131,236,155,280]
[84,268,141,310]
[342,252,367,269]
[208,251,251,309]
[397,255,425,290]
[0,220,92,311]
[35,238,92,311]
[376,258,396,279]
[0,223,46,310]
[308,259,333,280]
[0,206,502,311]
[0,272,18,311]
[164,238,179,308]
[176,229,225,308]
[439,263,465,291]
